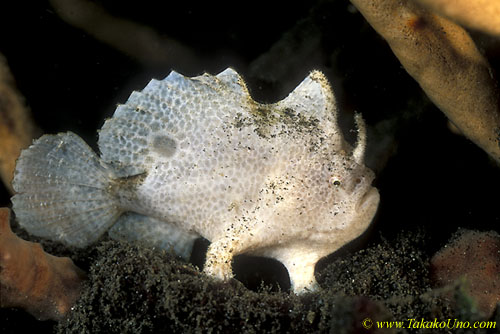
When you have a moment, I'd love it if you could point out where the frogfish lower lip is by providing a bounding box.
[357,187,379,211]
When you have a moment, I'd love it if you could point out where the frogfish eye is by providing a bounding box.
[329,176,341,186]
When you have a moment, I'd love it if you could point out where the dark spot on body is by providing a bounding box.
[151,135,177,157]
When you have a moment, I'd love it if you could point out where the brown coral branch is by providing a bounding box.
[0,54,40,194]
[350,0,500,163]
[48,0,200,69]
[0,208,86,321]
[413,0,500,37]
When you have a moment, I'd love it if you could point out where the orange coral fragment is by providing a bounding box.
[431,230,500,318]
[0,208,86,321]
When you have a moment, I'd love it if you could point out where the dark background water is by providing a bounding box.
[1,0,499,282]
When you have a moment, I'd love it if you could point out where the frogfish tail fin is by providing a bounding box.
[11,132,121,247]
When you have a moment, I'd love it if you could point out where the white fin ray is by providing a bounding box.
[16,202,114,225]
[16,191,111,212]
[14,161,109,190]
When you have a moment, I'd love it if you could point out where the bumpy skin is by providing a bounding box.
[12,68,379,293]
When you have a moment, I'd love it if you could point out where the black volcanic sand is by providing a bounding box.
[1,227,498,334]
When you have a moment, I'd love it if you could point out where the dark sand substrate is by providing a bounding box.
[1,223,498,334]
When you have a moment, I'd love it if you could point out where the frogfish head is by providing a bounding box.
[324,112,380,233]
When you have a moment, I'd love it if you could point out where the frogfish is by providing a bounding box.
[12,68,380,293]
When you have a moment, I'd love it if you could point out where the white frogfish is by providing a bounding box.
[12,68,379,293]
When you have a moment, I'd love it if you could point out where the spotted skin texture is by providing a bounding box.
[12,68,379,293]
